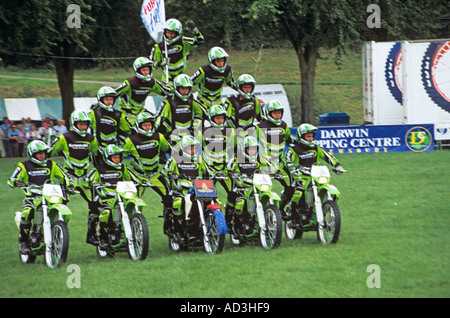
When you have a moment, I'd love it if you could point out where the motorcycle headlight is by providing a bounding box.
[49,196,61,204]
[318,177,328,184]
[124,191,134,199]
[260,184,270,192]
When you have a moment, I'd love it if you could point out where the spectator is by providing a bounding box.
[54,119,68,136]
[26,124,41,141]
[1,116,10,157]
[8,124,21,157]
[16,124,26,156]
[21,117,31,134]
[38,122,49,140]
[0,125,4,157]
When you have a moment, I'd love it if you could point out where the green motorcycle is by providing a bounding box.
[93,181,149,260]
[229,172,283,249]
[284,163,346,244]
[14,181,74,268]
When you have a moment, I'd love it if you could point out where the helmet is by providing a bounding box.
[208,105,228,129]
[133,57,153,82]
[236,74,255,99]
[27,140,50,166]
[208,47,229,73]
[264,100,284,126]
[173,74,193,101]
[297,123,318,147]
[179,135,200,162]
[103,144,125,170]
[97,86,118,112]
[70,110,91,137]
[163,18,182,45]
[242,136,259,161]
[136,112,156,137]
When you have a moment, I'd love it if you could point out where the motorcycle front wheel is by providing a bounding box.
[259,205,282,249]
[45,220,69,268]
[317,200,341,244]
[203,212,225,254]
[128,213,149,260]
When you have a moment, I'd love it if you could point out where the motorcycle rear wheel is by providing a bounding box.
[259,205,282,249]
[317,200,341,244]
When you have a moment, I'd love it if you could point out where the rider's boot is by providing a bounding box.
[18,222,31,255]
[99,222,109,251]
[85,215,99,246]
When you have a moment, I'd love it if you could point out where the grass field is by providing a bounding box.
[1,150,449,299]
[0,47,363,126]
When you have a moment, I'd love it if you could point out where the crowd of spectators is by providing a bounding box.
[1,115,67,158]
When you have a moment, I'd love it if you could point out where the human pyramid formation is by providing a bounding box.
[8,18,346,255]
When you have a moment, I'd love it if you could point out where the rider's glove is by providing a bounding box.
[334,165,347,175]
[14,180,26,188]
[185,19,199,34]
[154,57,170,69]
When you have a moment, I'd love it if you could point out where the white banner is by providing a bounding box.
[140,0,165,43]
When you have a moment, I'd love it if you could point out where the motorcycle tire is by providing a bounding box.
[317,200,341,244]
[259,205,282,249]
[45,220,69,268]
[128,213,149,260]
[203,212,225,254]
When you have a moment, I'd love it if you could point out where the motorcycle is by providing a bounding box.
[228,172,283,249]
[14,181,74,268]
[163,175,228,254]
[284,163,346,244]
[92,181,149,260]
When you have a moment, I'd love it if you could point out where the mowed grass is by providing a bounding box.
[0,47,363,125]
[0,150,449,298]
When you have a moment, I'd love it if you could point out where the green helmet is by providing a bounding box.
[264,100,284,126]
[242,136,259,162]
[297,123,318,147]
[208,105,228,129]
[103,144,125,170]
[70,110,91,137]
[236,74,255,99]
[133,57,153,82]
[136,112,156,137]
[208,47,229,73]
[27,140,50,166]
[179,135,200,162]
[97,86,118,112]
[173,74,193,101]
[164,18,182,45]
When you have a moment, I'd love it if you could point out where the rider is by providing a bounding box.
[191,46,238,110]
[202,104,236,198]
[163,135,212,241]
[225,135,270,237]
[282,123,346,214]
[224,73,262,144]
[115,57,172,130]
[48,110,100,245]
[8,140,74,254]
[121,111,172,213]
[86,144,142,250]
[149,18,204,83]
[89,86,131,164]
[154,74,204,147]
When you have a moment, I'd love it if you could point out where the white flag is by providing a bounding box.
[141,0,166,43]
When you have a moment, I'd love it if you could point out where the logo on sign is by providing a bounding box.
[405,126,433,152]
[194,180,215,197]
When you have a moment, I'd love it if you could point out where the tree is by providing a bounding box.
[247,0,449,125]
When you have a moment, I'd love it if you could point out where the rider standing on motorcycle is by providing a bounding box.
[89,86,131,164]
[155,74,204,147]
[257,100,295,216]
[282,123,346,214]
[8,140,74,254]
[121,111,172,214]
[115,57,173,130]
[86,144,142,250]
[163,135,212,240]
[48,110,100,245]
[191,47,238,110]
[225,136,271,237]
[201,105,236,197]
[149,18,204,83]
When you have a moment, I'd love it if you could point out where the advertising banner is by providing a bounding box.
[313,124,435,154]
